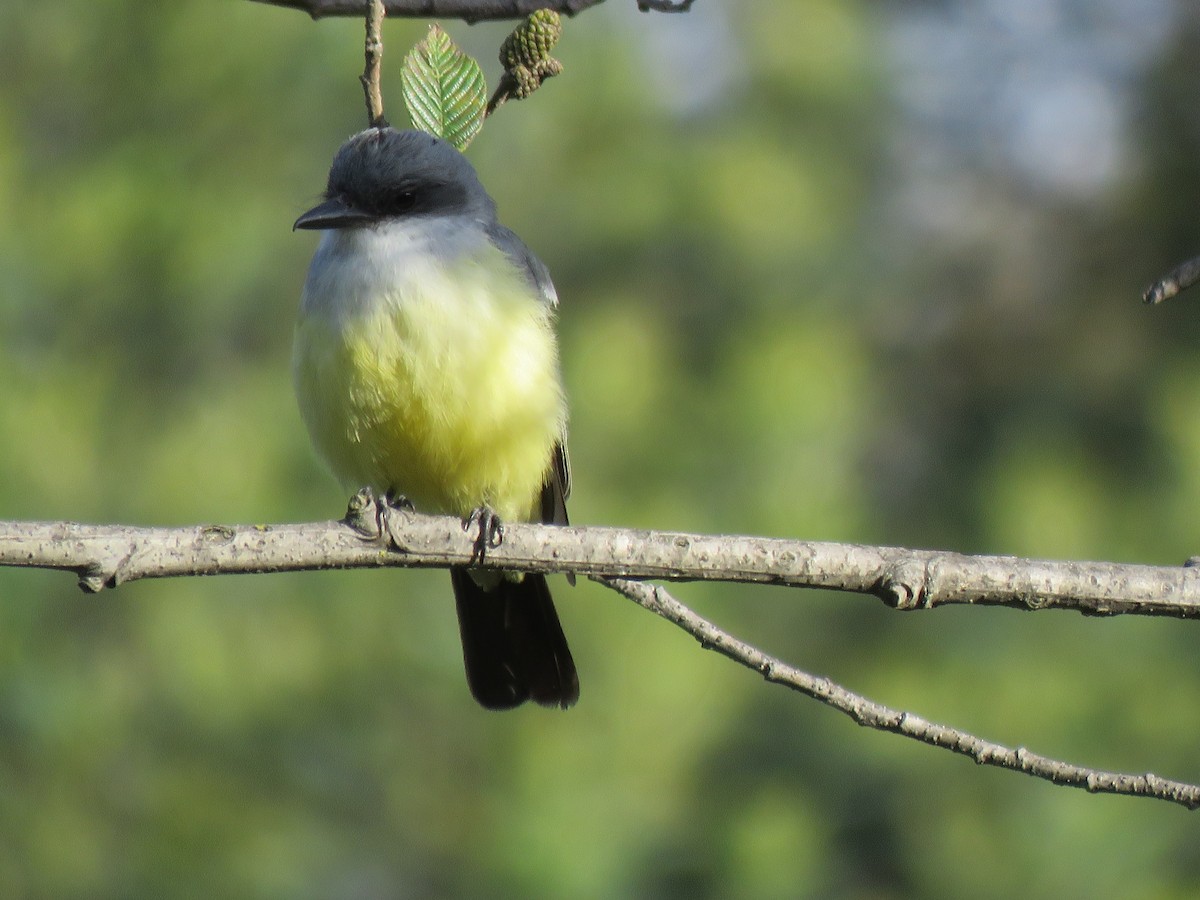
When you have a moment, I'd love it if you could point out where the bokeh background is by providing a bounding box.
[2,0,1200,896]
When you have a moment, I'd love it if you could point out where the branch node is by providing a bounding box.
[1020,591,1052,611]
[878,559,927,610]
[78,545,135,593]
[77,567,111,594]
[199,525,236,544]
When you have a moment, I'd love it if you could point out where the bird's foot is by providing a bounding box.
[345,487,413,550]
[344,487,383,538]
[464,505,504,564]
[378,490,414,550]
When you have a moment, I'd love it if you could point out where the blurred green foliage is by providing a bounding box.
[1,0,1200,896]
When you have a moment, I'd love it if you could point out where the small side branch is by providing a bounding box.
[249,0,610,22]
[601,577,1200,810]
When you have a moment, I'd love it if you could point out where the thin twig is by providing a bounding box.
[361,0,387,126]
[1144,253,1200,304]
[0,510,1198,619]
[485,78,513,116]
[600,576,1200,809]
[249,0,609,22]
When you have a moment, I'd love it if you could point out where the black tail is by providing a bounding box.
[451,568,579,710]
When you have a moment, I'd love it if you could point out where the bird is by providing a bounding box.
[292,126,578,710]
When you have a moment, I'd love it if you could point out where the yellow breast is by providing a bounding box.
[292,232,565,524]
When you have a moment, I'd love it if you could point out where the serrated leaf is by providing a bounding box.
[400,24,487,152]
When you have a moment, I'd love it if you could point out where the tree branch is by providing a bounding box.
[248,0,611,22]
[602,577,1200,810]
[6,500,1198,806]
[1144,253,1200,304]
[636,0,694,10]
[1,502,1197,620]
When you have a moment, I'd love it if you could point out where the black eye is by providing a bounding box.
[386,188,417,214]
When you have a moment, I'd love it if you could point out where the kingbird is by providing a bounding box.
[292,127,578,710]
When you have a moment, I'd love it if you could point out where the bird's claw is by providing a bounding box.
[465,505,504,563]
[384,489,414,512]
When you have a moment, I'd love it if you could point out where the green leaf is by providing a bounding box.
[400,24,487,152]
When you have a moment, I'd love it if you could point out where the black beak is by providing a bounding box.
[293,196,376,231]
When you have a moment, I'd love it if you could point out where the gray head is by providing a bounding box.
[294,128,495,231]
